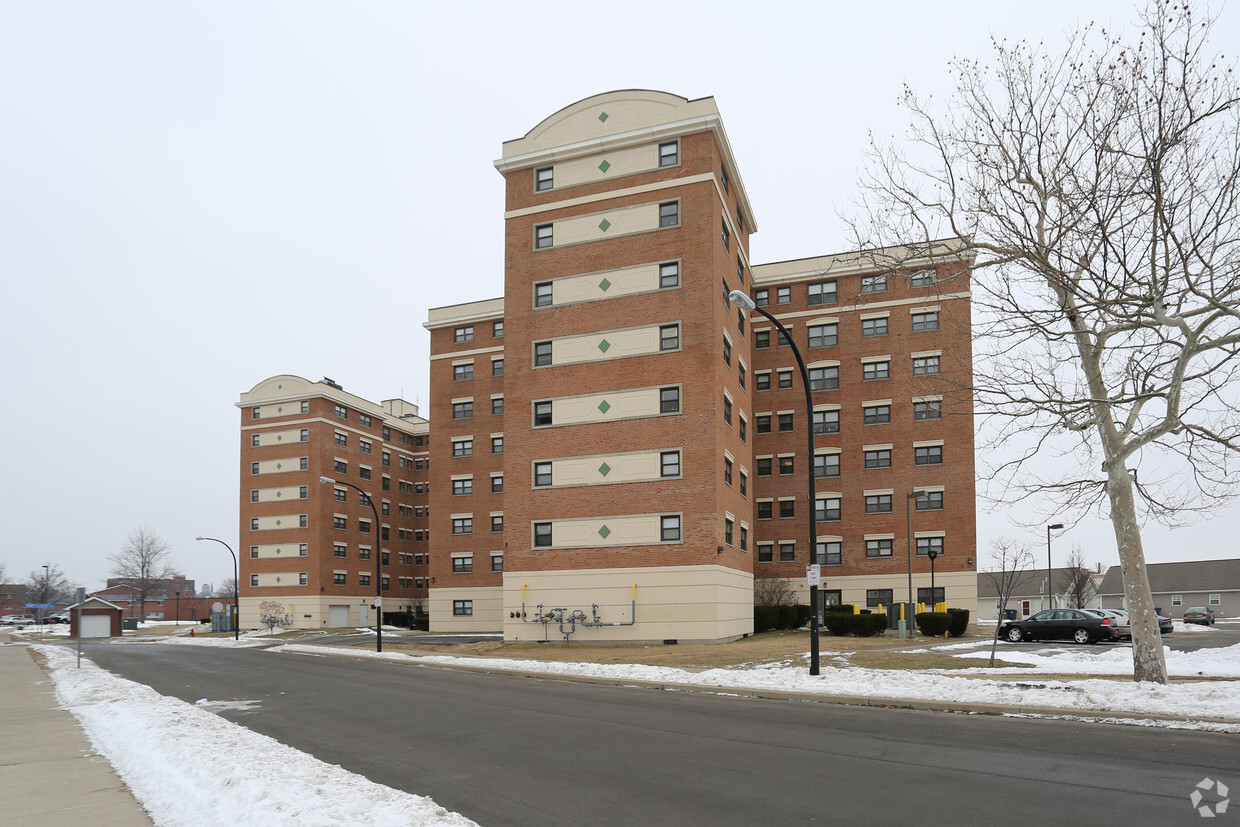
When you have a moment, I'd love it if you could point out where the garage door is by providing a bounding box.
[81,614,112,637]
[329,605,349,627]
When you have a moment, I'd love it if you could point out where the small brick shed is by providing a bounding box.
[67,596,124,638]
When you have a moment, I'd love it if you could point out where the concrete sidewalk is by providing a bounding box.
[0,641,151,825]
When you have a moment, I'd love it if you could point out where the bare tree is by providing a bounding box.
[24,564,71,615]
[258,600,291,632]
[753,576,798,608]
[108,528,175,622]
[852,3,1240,683]
[982,538,1035,667]
[218,577,239,600]
[1060,545,1097,609]
[0,561,8,584]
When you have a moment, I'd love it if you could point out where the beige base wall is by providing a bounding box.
[499,565,754,644]
[790,570,978,617]
[429,586,505,633]
[239,594,381,631]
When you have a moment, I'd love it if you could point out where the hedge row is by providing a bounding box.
[823,611,888,637]
[754,604,813,633]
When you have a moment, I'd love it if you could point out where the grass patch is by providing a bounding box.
[847,651,1033,671]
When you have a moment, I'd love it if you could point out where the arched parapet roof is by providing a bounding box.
[237,374,425,427]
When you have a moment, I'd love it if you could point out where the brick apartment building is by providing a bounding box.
[423,90,978,643]
[236,375,431,630]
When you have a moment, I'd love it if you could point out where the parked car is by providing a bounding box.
[1,614,36,627]
[1183,607,1216,626]
[46,612,71,625]
[999,609,1117,644]
[1158,616,1173,634]
[1081,608,1132,640]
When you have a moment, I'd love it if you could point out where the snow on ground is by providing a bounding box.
[37,645,475,827]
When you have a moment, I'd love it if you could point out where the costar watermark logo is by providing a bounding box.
[1191,778,1230,818]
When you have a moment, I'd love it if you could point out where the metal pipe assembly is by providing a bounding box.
[518,583,638,641]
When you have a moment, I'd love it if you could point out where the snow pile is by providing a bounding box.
[40,646,475,826]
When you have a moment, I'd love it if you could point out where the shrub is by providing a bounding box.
[795,604,811,627]
[754,606,779,633]
[916,611,952,637]
[778,605,799,629]
[823,612,853,636]
[853,613,888,636]
[945,608,971,637]
[830,604,856,615]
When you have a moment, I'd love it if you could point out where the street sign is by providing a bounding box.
[806,564,821,586]
[374,596,382,606]
[26,603,54,609]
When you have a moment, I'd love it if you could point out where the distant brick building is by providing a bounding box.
[424,91,978,643]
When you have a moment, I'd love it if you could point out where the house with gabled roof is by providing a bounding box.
[1096,559,1240,620]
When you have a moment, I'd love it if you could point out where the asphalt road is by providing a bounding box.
[82,644,1237,826]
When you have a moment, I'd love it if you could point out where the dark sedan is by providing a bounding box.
[999,609,1117,644]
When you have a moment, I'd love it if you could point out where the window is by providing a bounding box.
[535,224,553,249]
[453,440,472,457]
[756,415,771,434]
[722,335,732,365]
[816,498,842,522]
[300,429,309,442]
[866,539,894,558]
[815,453,840,478]
[658,140,678,167]
[757,457,772,476]
[724,518,734,546]
[862,317,888,337]
[332,543,348,558]
[492,398,504,416]
[865,449,892,469]
[334,488,347,503]
[453,556,473,574]
[359,440,371,454]
[1210,594,1222,605]
[863,361,890,381]
[778,413,793,432]
[809,366,839,391]
[916,537,945,557]
[358,519,371,533]
[913,355,941,376]
[453,479,472,496]
[334,516,347,530]
[861,274,887,293]
[453,402,472,419]
[334,460,347,474]
[739,415,747,443]
[918,587,945,606]
[724,397,733,425]
[491,514,503,533]
[335,404,348,419]
[911,269,936,287]
[534,341,552,367]
[535,166,553,191]
[1171,594,1183,606]
[914,400,942,420]
[660,262,680,288]
[300,457,309,470]
[736,255,744,283]
[808,281,837,305]
[740,525,748,551]
[812,410,840,434]
[660,324,680,351]
[492,436,503,454]
[335,432,348,447]
[453,600,473,616]
[359,414,372,428]
[817,541,842,566]
[250,574,258,587]
[534,401,552,426]
[660,387,680,413]
[911,312,940,332]
[452,518,472,535]
[535,282,553,307]
[659,201,679,227]
[916,491,944,510]
[867,589,894,608]
[779,500,795,518]
[359,573,371,586]
[770,371,789,390]
[359,468,371,480]
[738,362,746,389]
[755,289,769,307]
[756,372,771,391]
[334,572,347,586]
[493,321,504,337]
[864,405,891,425]
[721,218,730,250]
[724,458,733,486]
[776,286,791,305]
[754,330,770,349]
[757,543,773,562]
[251,434,261,448]
[534,522,552,547]
[779,456,794,475]
[454,326,474,343]
[534,462,552,487]
[721,165,730,193]
[454,364,473,382]
[916,445,940,465]
[661,515,681,541]
[808,324,837,348]
[757,501,773,519]
[865,494,893,514]
[661,451,680,478]
[779,542,796,562]
[358,547,371,560]
[492,554,504,572]
[739,470,747,497]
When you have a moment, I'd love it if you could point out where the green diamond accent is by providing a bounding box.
[598,462,611,477]
[276,462,283,470]
[277,406,284,413]
[276,435,283,441]
[275,519,282,526]
[598,278,611,292]
[275,576,282,583]
[598,159,611,173]
[597,339,611,353]
[598,525,611,539]
[597,400,611,414]
[598,218,611,232]
[275,491,283,498]
[275,547,282,555]
[598,112,608,122]
[277,384,283,389]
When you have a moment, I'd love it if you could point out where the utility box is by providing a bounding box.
[121,617,139,631]
[887,602,917,638]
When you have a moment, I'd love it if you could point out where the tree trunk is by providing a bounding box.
[1106,463,1168,683]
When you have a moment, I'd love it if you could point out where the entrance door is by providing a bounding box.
[359,605,368,627]
[329,605,349,627]
[1020,600,1032,618]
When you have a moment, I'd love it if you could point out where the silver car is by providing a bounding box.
[1083,608,1131,639]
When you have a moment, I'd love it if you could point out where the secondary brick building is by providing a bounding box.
[424,90,978,643]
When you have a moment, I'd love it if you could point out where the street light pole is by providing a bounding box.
[905,492,928,605]
[320,476,384,653]
[194,537,239,640]
[1047,523,1064,610]
[175,590,181,625]
[729,290,819,676]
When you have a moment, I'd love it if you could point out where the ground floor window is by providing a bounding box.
[866,589,893,608]
[1210,594,1221,605]
[453,600,473,616]
[917,587,944,606]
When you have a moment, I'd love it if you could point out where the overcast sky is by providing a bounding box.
[3,1,1237,591]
